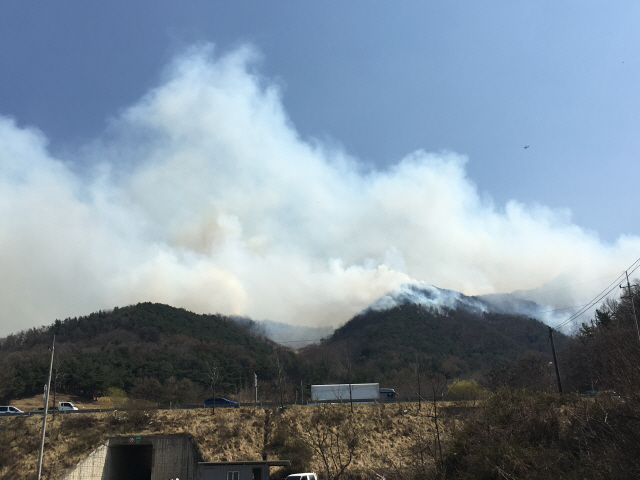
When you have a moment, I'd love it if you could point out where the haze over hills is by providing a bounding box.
[246,319,334,349]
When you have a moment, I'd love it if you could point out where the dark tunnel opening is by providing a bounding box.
[105,444,153,480]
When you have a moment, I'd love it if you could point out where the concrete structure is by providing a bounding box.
[61,434,203,480]
[199,461,291,480]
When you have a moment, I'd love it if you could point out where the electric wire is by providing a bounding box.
[553,256,640,330]
[526,303,595,316]
[524,271,627,298]
[554,281,622,331]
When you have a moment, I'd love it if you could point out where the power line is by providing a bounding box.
[555,282,621,331]
[620,270,640,342]
[525,271,628,298]
[554,256,640,331]
[527,303,594,316]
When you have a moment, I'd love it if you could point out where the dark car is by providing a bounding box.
[204,397,239,408]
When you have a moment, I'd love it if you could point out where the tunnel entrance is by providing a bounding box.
[62,435,204,480]
[106,444,153,480]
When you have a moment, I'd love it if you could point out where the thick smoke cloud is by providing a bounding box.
[0,43,637,337]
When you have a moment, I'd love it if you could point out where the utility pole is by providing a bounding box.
[620,270,640,342]
[548,327,562,394]
[415,354,422,411]
[301,380,304,406]
[254,372,258,407]
[36,336,55,480]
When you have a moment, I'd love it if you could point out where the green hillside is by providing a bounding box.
[0,303,296,403]
[299,303,568,392]
[0,300,570,404]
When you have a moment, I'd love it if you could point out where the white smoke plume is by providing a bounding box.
[365,282,575,333]
[367,283,488,315]
[0,43,637,337]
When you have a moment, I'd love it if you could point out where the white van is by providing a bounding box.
[58,401,79,412]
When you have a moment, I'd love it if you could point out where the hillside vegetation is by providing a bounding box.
[0,301,569,404]
[299,304,568,395]
[0,303,296,404]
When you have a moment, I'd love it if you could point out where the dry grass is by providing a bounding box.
[266,402,458,479]
[10,393,100,412]
[0,406,264,480]
[0,403,457,480]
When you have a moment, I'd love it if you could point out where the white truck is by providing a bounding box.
[310,383,396,403]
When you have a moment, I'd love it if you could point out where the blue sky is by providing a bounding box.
[0,1,639,334]
[3,2,639,238]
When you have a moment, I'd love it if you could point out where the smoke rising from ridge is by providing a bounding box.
[0,43,637,336]
[368,283,488,315]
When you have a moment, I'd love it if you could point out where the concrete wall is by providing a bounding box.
[200,464,268,480]
[60,435,203,480]
[147,434,201,480]
[60,444,109,480]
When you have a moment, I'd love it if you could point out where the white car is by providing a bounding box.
[0,406,24,415]
[285,473,317,480]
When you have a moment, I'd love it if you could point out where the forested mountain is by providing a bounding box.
[298,302,569,394]
[334,303,563,371]
[0,293,571,404]
[0,303,297,403]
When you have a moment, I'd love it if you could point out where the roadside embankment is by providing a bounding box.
[0,402,457,480]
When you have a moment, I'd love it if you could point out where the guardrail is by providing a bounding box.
[3,396,466,418]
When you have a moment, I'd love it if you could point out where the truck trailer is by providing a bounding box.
[310,383,396,403]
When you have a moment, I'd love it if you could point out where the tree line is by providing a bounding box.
[0,299,577,406]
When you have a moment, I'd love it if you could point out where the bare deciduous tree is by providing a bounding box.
[409,352,432,411]
[299,404,359,480]
[274,349,287,408]
[425,371,448,464]
[340,348,355,413]
[205,361,219,415]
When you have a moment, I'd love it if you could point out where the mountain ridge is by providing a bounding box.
[0,285,570,403]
